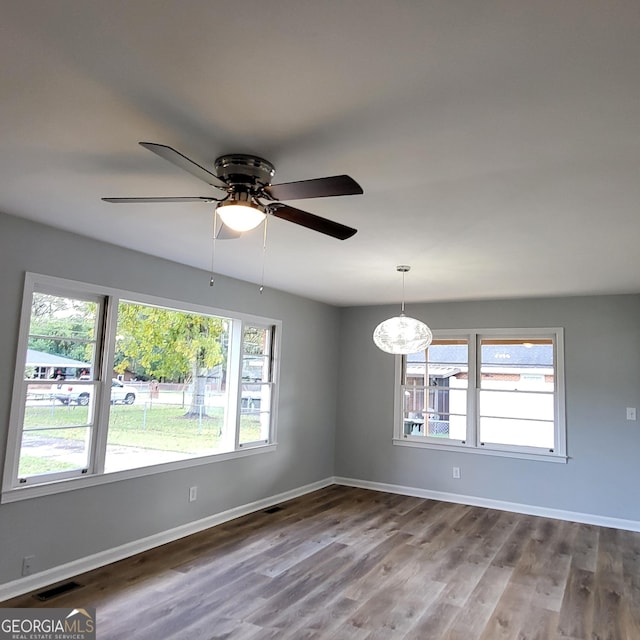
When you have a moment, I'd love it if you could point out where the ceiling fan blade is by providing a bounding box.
[102,197,216,203]
[263,175,363,201]
[139,142,228,190]
[270,203,357,240]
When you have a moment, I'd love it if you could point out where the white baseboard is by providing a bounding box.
[0,477,334,602]
[333,476,640,533]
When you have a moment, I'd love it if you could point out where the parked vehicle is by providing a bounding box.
[51,379,136,406]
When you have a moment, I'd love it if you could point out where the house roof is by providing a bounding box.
[408,344,553,368]
[26,349,91,369]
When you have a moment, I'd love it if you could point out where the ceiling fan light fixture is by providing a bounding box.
[373,265,433,355]
[217,200,266,232]
[103,143,362,239]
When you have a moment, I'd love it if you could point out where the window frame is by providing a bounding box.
[393,328,567,463]
[7,284,109,486]
[2,273,281,503]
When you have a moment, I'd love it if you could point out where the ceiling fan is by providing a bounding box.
[103,143,363,240]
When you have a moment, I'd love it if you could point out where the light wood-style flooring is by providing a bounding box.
[3,485,640,639]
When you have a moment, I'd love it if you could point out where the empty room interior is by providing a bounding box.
[1,2,640,639]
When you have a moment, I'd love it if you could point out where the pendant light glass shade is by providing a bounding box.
[373,313,433,354]
[373,265,432,355]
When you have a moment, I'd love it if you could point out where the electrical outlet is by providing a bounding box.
[627,407,637,421]
[22,555,35,576]
[452,466,461,479]
[189,486,198,502]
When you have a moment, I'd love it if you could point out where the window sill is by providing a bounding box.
[393,438,567,464]
[1,443,277,503]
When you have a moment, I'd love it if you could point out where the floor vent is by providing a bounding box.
[264,506,283,514]
[34,581,83,601]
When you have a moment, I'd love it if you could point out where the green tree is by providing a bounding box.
[115,302,226,417]
[28,294,97,364]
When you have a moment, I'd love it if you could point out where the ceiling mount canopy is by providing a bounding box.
[373,265,433,355]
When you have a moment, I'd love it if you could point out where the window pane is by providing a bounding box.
[20,384,96,479]
[243,326,271,357]
[105,301,230,472]
[480,339,554,389]
[243,355,270,383]
[16,291,101,480]
[479,337,556,449]
[403,339,468,441]
[239,383,271,444]
[480,417,555,449]
[19,427,90,477]
[239,325,273,445]
[242,325,272,383]
[26,293,99,382]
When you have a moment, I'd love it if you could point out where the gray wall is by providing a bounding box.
[336,295,640,521]
[2,208,640,587]
[0,212,339,584]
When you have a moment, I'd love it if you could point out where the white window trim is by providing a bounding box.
[2,272,281,503]
[393,327,567,463]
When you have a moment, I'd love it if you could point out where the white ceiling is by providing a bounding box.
[1,1,639,306]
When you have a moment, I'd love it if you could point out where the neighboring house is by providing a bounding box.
[113,368,138,382]
[405,342,554,441]
[25,349,91,381]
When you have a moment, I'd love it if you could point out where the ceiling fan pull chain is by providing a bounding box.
[259,216,269,294]
[209,209,218,287]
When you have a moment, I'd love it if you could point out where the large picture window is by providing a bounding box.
[395,329,566,462]
[2,274,280,501]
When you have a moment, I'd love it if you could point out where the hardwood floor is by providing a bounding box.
[3,485,640,639]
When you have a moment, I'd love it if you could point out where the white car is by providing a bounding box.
[52,379,136,406]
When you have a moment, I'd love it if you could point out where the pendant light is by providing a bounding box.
[373,265,432,354]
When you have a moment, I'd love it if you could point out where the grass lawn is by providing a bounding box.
[18,455,77,476]
[107,404,226,452]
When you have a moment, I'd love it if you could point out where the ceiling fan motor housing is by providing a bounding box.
[214,154,276,191]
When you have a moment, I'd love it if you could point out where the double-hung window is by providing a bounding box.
[395,328,566,462]
[12,287,107,484]
[2,273,280,501]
